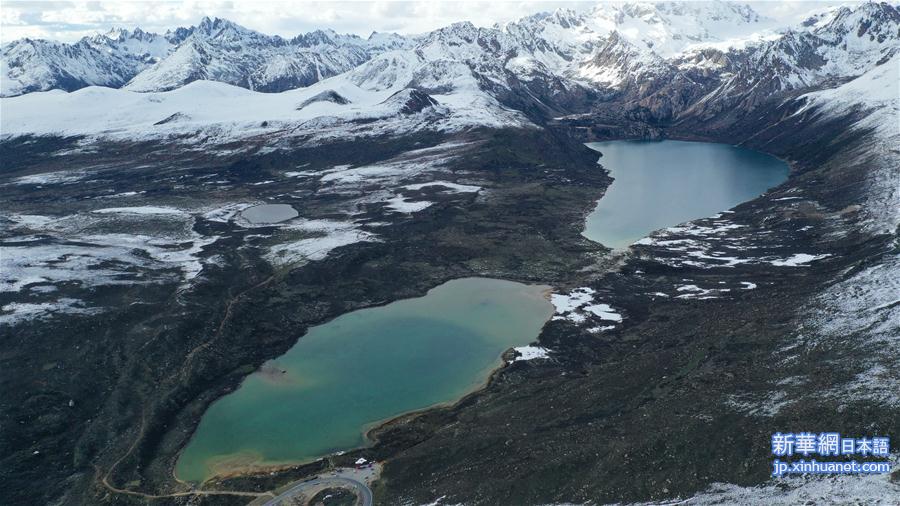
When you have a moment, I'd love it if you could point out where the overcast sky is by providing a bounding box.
[1,1,850,44]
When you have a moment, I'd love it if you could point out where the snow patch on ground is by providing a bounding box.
[201,202,259,223]
[101,190,145,199]
[385,196,433,214]
[7,170,94,186]
[512,346,550,362]
[635,216,835,271]
[617,472,900,505]
[6,214,55,228]
[0,298,102,326]
[403,181,482,193]
[725,390,792,418]
[550,287,623,327]
[550,287,594,313]
[583,303,623,322]
[768,253,831,267]
[674,283,731,300]
[93,206,185,215]
[2,211,219,296]
[262,219,376,266]
[317,142,471,193]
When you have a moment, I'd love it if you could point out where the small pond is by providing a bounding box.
[240,204,299,224]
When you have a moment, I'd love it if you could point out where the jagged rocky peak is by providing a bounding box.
[658,1,900,122]
[165,26,196,45]
[159,16,259,44]
[123,17,413,93]
[500,8,591,59]
[84,26,173,60]
[366,31,414,52]
[196,16,282,45]
[194,16,259,39]
[548,8,585,28]
[419,21,495,51]
[513,9,575,28]
[0,13,417,97]
[416,21,520,65]
[813,1,900,43]
[293,29,342,47]
[197,16,232,33]
[509,8,584,31]
[91,27,146,43]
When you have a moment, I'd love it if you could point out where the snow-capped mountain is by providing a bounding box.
[1,1,898,142]
[505,0,772,63]
[344,19,594,118]
[0,1,773,99]
[333,1,896,121]
[676,1,900,119]
[125,17,412,93]
[0,17,410,97]
[0,28,172,96]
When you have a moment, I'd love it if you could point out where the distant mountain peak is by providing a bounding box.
[197,16,238,33]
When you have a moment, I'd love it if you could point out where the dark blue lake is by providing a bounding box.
[583,140,789,248]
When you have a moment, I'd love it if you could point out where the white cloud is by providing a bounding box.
[0,0,851,44]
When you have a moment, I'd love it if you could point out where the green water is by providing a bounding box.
[176,278,552,482]
[583,140,789,249]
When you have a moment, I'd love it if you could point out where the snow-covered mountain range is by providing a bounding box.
[1,1,897,144]
[0,16,410,96]
[1,27,171,97]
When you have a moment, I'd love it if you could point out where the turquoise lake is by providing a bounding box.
[176,278,552,482]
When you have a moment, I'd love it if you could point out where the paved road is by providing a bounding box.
[261,475,373,506]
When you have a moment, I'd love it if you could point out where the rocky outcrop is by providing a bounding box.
[296,90,351,109]
[381,88,439,114]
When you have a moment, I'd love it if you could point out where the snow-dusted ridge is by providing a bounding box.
[0,77,531,146]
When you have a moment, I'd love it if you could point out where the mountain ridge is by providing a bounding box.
[2,1,897,137]
[0,16,412,96]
